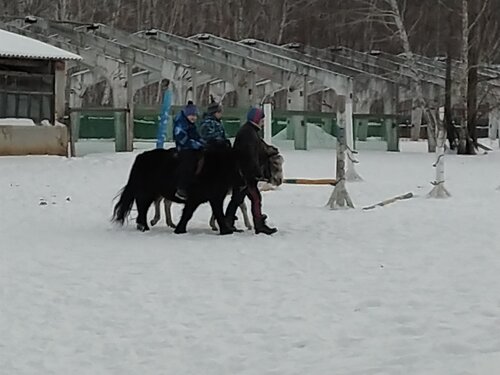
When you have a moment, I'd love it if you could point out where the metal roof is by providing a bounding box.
[0,28,81,61]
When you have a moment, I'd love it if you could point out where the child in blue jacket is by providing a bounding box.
[173,101,204,200]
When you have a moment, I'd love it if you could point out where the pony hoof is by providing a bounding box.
[211,226,218,231]
[150,220,158,227]
[174,227,187,234]
[219,228,234,236]
[137,224,150,232]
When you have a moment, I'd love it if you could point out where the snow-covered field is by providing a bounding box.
[2,140,500,375]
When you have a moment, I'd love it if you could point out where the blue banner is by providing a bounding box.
[156,89,173,149]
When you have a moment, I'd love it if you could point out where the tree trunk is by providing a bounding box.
[387,0,437,152]
[327,112,354,209]
[277,0,288,45]
[445,47,455,149]
[426,108,437,152]
[75,0,83,21]
[467,0,480,148]
[428,125,451,198]
[136,0,142,30]
[444,9,456,150]
[457,0,475,154]
[55,0,69,20]
[234,0,244,39]
[467,49,478,146]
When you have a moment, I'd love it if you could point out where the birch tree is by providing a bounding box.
[353,0,449,195]
[55,0,70,20]
[357,0,438,152]
[459,0,489,154]
[457,0,472,154]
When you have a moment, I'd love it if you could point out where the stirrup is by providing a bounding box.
[175,190,187,201]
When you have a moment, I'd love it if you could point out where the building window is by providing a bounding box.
[0,59,55,124]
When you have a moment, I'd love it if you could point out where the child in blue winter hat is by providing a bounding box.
[173,100,204,201]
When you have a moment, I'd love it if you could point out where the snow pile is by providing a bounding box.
[0,118,36,126]
[1,144,500,374]
[272,129,286,141]
[0,118,67,127]
[306,123,337,149]
[273,123,337,149]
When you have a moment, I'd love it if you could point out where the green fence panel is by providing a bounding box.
[79,114,115,139]
[77,108,399,150]
[134,117,158,139]
[272,119,287,136]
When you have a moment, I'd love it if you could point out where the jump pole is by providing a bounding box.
[362,192,414,211]
[284,178,337,186]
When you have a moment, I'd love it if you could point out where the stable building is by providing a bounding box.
[0,28,81,155]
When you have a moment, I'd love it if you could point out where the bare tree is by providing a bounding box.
[356,0,438,151]
[457,0,471,154]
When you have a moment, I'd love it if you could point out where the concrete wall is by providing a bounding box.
[0,125,68,156]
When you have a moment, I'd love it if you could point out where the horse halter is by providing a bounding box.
[262,152,284,186]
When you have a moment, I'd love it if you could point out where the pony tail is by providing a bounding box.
[112,155,142,224]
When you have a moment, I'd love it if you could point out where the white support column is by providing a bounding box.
[172,80,187,106]
[320,89,336,137]
[110,63,128,152]
[125,63,134,152]
[208,81,236,103]
[384,82,400,152]
[287,88,300,141]
[69,76,86,144]
[489,107,500,148]
[295,76,309,150]
[112,85,128,152]
[411,99,423,141]
[345,78,362,181]
[263,102,273,145]
[236,72,257,108]
[69,69,105,149]
[321,89,335,113]
[190,69,198,104]
[287,82,307,150]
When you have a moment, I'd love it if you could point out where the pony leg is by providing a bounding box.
[174,201,199,234]
[136,195,154,232]
[164,200,176,228]
[210,198,233,235]
[150,197,162,227]
[239,201,252,230]
[209,213,218,231]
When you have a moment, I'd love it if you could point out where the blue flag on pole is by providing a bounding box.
[156,89,173,149]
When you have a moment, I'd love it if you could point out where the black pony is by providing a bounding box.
[112,142,237,235]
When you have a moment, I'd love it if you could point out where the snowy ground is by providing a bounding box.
[1,140,500,375]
